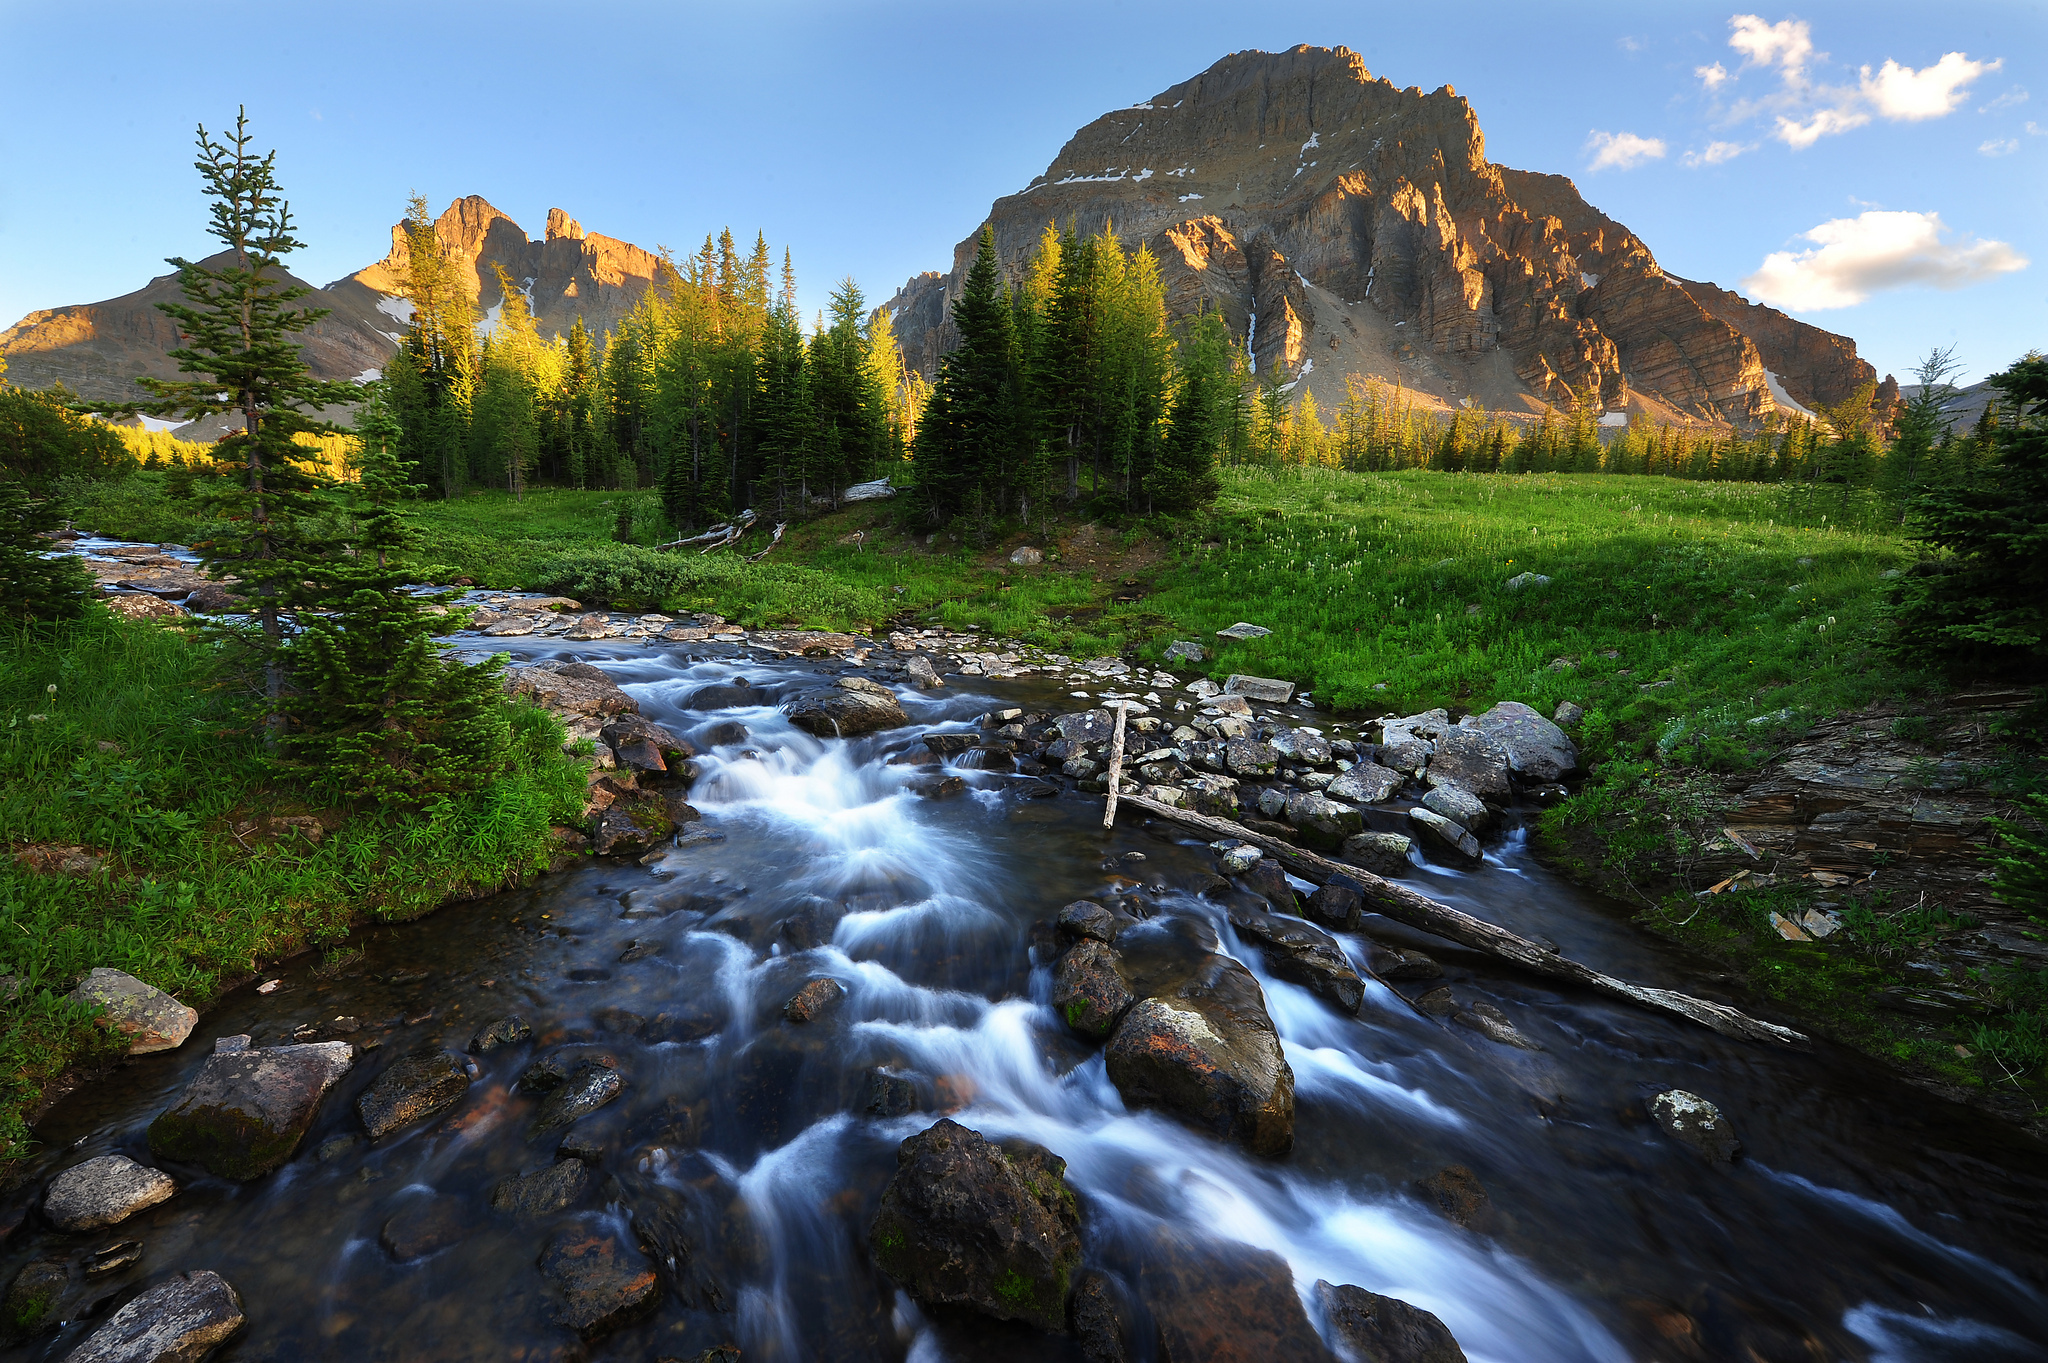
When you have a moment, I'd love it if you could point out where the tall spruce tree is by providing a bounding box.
[1149,310,1228,514]
[912,227,1016,522]
[0,476,92,624]
[134,109,360,740]
[283,394,511,804]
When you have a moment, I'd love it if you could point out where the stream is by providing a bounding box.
[10,643,2048,1362]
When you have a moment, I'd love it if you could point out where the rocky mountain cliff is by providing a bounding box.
[882,46,1885,426]
[0,198,663,407]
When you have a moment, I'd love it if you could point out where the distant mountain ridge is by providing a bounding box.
[880,45,1891,427]
[0,197,663,410]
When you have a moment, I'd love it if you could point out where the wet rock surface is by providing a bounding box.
[1105,954,1295,1156]
[1460,701,1577,782]
[1315,1279,1470,1363]
[356,1047,472,1139]
[540,1226,661,1339]
[1226,906,1364,1014]
[868,1118,1082,1333]
[530,1061,624,1135]
[42,1155,176,1233]
[785,676,909,737]
[60,1270,244,1363]
[1651,1090,1742,1162]
[1140,1236,1335,1362]
[69,969,196,1055]
[147,1042,354,1180]
[491,1158,591,1218]
[1051,939,1136,1039]
[379,1194,472,1259]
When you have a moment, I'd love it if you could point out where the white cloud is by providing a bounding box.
[2029,121,2046,136]
[1980,86,2028,112]
[1979,138,2019,156]
[1861,53,2000,121]
[1729,14,1815,81]
[1585,130,1667,171]
[1683,139,1754,166]
[1775,103,1871,149]
[1696,61,1729,90]
[1618,35,1647,54]
[1741,210,2028,310]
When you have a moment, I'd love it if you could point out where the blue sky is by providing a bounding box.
[2,1,2040,383]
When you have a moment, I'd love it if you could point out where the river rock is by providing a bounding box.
[3,1257,67,1342]
[1283,792,1363,850]
[1328,764,1402,805]
[868,1119,1081,1333]
[1415,1165,1489,1226]
[1183,774,1240,816]
[785,676,909,737]
[1224,739,1278,777]
[1071,1268,1135,1363]
[1057,899,1119,944]
[600,714,694,775]
[490,1159,590,1217]
[70,969,196,1055]
[1267,727,1332,765]
[1420,783,1490,834]
[1650,1090,1742,1162]
[904,655,943,688]
[182,581,239,614]
[1105,954,1294,1156]
[1053,939,1136,1040]
[686,677,766,709]
[1422,729,1512,802]
[592,790,675,857]
[540,1227,661,1339]
[468,1015,531,1054]
[505,664,638,718]
[1377,737,1432,775]
[531,1062,624,1135]
[147,1041,354,1180]
[863,1069,919,1118]
[1223,675,1293,703]
[1343,832,1413,877]
[1454,1002,1539,1050]
[357,1048,471,1139]
[1373,945,1444,981]
[1227,907,1363,1014]
[1460,702,1578,781]
[60,1270,243,1363]
[1306,879,1364,932]
[1217,845,1261,875]
[1140,1236,1334,1362]
[42,1155,176,1232]
[1314,1280,1469,1363]
[783,977,846,1023]
[1240,858,1299,912]
[379,1194,472,1259]
[1408,808,1481,862]
[1054,709,1116,743]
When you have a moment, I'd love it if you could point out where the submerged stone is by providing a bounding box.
[147,1042,354,1180]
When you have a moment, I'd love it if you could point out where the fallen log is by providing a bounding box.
[1115,792,1807,1047]
[745,522,788,563]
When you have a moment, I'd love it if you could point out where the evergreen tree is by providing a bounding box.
[387,195,478,497]
[0,384,130,488]
[912,227,1017,521]
[134,110,359,740]
[283,402,510,804]
[1889,354,2048,679]
[1880,346,1963,516]
[1149,311,1228,514]
[0,477,92,624]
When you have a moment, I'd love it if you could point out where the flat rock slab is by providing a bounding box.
[61,1270,243,1363]
[148,1042,354,1180]
[540,1228,661,1339]
[1315,1279,1469,1363]
[357,1049,472,1140]
[868,1118,1081,1333]
[1105,955,1295,1156]
[71,970,196,1055]
[1223,675,1294,703]
[43,1155,176,1232]
[504,665,639,718]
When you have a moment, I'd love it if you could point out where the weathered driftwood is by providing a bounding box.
[654,510,758,554]
[1116,792,1808,1047]
[1101,703,1129,829]
[745,522,788,563]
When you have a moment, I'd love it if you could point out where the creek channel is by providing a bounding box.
[11,643,2048,1362]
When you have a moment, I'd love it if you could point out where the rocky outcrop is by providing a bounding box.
[868,1119,1082,1333]
[878,45,1872,426]
[147,1041,354,1180]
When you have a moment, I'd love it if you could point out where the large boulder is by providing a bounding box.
[1226,907,1364,1014]
[504,664,638,718]
[1105,955,1294,1156]
[1282,792,1364,850]
[1052,939,1136,1040]
[1140,1236,1335,1363]
[147,1042,354,1180]
[1342,832,1414,878]
[43,1155,176,1232]
[356,1048,472,1140]
[785,676,909,737]
[1460,702,1578,781]
[1053,709,1117,744]
[868,1119,1082,1333]
[1327,763,1402,805]
[1421,729,1511,802]
[599,714,694,775]
[1266,728,1332,765]
[1420,783,1490,834]
[60,1270,243,1363]
[70,969,196,1055]
[1408,808,1480,862]
[1314,1280,1469,1363]
[686,676,768,709]
[1223,739,1278,777]
[539,1227,661,1340]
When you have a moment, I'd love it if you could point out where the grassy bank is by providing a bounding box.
[0,614,587,1154]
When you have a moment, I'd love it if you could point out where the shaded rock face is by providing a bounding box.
[1105,955,1295,1156]
[59,1270,244,1363]
[1460,702,1577,782]
[592,790,675,858]
[784,677,909,738]
[147,1042,354,1180]
[1227,906,1363,1014]
[539,1227,661,1340]
[1052,939,1136,1040]
[1409,808,1481,862]
[356,1048,471,1140]
[600,714,693,775]
[70,969,196,1055]
[1651,1090,1741,1162]
[1140,1236,1335,1363]
[876,45,1876,425]
[491,1159,590,1218]
[868,1119,1082,1334]
[42,1155,176,1233]
[530,1062,623,1136]
[1343,832,1413,878]
[1328,764,1402,805]
[379,1194,471,1259]
[1315,1280,1469,1363]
